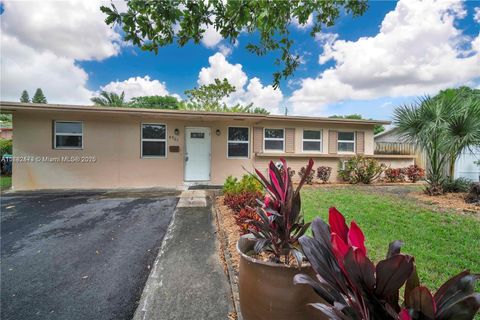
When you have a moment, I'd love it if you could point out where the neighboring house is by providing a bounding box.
[1,102,415,190]
[374,128,480,182]
[0,127,13,140]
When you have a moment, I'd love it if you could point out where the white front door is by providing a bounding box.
[185,127,211,181]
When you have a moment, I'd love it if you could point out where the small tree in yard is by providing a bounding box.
[20,90,30,103]
[32,88,47,104]
[394,94,480,195]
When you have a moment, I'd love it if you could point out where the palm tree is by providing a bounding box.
[91,91,127,107]
[394,95,480,195]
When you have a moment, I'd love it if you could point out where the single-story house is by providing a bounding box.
[1,101,415,190]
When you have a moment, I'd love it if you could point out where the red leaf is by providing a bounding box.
[406,286,436,319]
[329,207,349,243]
[331,233,349,267]
[268,165,285,201]
[399,309,412,320]
[348,221,367,255]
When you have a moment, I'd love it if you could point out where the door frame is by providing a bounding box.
[184,127,212,182]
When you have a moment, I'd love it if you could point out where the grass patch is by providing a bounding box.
[1,175,12,189]
[301,186,480,291]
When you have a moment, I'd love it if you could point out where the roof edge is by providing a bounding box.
[0,101,391,125]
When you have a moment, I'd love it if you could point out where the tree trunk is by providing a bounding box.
[449,155,456,178]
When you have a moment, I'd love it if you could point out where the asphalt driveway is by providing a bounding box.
[1,189,178,320]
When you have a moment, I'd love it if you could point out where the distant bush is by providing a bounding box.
[442,177,472,193]
[0,139,12,157]
[298,166,314,184]
[338,155,386,184]
[316,166,332,183]
[465,182,480,204]
[404,165,425,183]
[384,168,406,183]
[224,191,261,213]
[222,174,263,195]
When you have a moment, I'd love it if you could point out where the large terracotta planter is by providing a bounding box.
[237,235,323,320]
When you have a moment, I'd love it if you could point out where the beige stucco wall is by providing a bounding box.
[11,110,396,190]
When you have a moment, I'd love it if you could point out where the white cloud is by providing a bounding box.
[292,14,314,30]
[1,34,92,104]
[197,53,284,113]
[0,0,126,104]
[198,52,248,91]
[474,7,480,23]
[290,0,480,115]
[201,25,223,48]
[217,44,233,57]
[100,76,178,100]
[1,0,123,61]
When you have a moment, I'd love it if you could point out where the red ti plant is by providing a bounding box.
[295,208,415,319]
[295,208,480,319]
[400,269,480,319]
[249,158,314,265]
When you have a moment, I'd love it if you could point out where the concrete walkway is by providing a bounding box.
[133,191,233,320]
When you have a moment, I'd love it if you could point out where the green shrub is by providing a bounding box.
[0,139,12,157]
[222,174,263,195]
[442,177,472,193]
[338,155,386,184]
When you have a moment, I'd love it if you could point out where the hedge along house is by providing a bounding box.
[0,102,415,191]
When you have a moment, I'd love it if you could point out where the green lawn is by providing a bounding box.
[1,175,12,189]
[301,186,480,291]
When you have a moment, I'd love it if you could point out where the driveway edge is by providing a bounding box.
[212,195,243,320]
[132,205,179,320]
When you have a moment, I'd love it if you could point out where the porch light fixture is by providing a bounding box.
[174,128,180,136]
[216,129,221,136]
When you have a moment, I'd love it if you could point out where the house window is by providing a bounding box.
[141,124,167,157]
[54,121,83,149]
[303,130,322,152]
[338,131,355,153]
[264,128,284,151]
[228,127,249,158]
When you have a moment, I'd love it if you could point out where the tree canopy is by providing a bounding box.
[32,88,47,104]
[91,91,127,107]
[129,95,181,109]
[394,91,480,194]
[329,114,385,135]
[100,0,368,87]
[20,90,30,103]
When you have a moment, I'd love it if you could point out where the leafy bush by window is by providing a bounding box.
[442,177,472,193]
[338,155,386,184]
[0,139,12,157]
[404,165,425,183]
[298,166,314,184]
[316,166,332,183]
[222,174,263,195]
[384,168,406,182]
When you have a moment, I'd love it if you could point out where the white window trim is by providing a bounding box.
[227,126,250,159]
[54,120,83,150]
[141,123,168,159]
[302,129,322,153]
[337,131,356,154]
[263,128,285,152]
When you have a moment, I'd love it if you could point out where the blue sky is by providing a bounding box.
[1,0,479,122]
